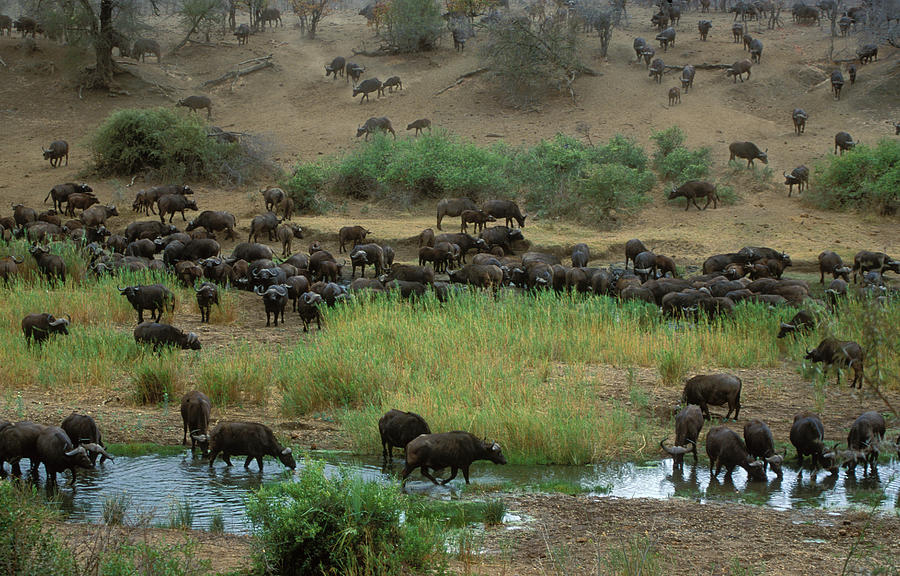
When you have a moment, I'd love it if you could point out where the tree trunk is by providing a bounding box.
[96,0,116,85]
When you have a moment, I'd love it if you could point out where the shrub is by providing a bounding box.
[651,126,712,182]
[91,108,269,185]
[102,493,130,526]
[247,461,446,576]
[281,161,332,214]
[384,0,444,52]
[327,130,514,207]
[656,348,690,386]
[598,537,662,576]
[809,139,900,215]
[520,133,655,224]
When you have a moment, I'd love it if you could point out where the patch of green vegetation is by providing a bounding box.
[90,107,269,185]
[106,443,187,457]
[810,139,899,215]
[651,126,712,183]
[598,537,663,576]
[246,461,447,576]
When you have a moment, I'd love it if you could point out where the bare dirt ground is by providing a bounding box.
[1,2,899,573]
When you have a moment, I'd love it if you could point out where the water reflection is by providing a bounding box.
[12,450,893,534]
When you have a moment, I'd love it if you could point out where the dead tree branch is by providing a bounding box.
[202,54,274,87]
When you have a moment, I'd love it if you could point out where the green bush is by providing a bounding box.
[281,161,332,214]
[132,356,179,405]
[651,126,712,182]
[247,462,446,576]
[384,0,444,52]
[810,139,900,215]
[520,133,655,224]
[91,108,268,184]
[98,542,210,576]
[328,130,514,207]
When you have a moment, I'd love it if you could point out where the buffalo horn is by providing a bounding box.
[49,316,69,327]
[780,322,794,330]
[659,438,689,456]
[254,285,265,295]
[783,171,788,178]
[65,445,87,457]
[634,268,651,274]
[765,454,784,464]
[117,285,127,292]
[281,447,292,455]
[190,432,208,443]
[12,256,23,264]
[83,443,114,460]
[748,460,764,468]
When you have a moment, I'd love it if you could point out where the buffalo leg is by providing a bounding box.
[67,469,77,486]
[439,467,459,485]
[244,456,254,468]
[223,453,233,466]
[183,422,188,445]
[256,456,264,471]
[420,466,441,485]
[399,464,414,484]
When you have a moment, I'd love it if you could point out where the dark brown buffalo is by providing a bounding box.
[401,431,507,485]
[181,391,212,455]
[843,411,886,475]
[0,421,46,479]
[482,199,526,228]
[660,404,703,467]
[851,251,897,283]
[804,337,864,388]
[681,373,742,420]
[187,211,236,240]
[379,409,432,465]
[777,310,815,338]
[743,419,784,477]
[706,426,767,481]
[818,251,850,283]
[207,421,296,471]
[436,198,477,230]
[22,313,69,345]
[790,412,838,473]
[36,426,108,487]
[134,322,201,350]
[61,413,111,466]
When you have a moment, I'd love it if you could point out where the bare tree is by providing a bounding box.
[172,0,227,52]
[291,0,334,38]
[480,13,585,106]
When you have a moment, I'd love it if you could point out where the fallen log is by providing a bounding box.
[435,67,489,95]
[202,55,274,88]
[664,63,733,71]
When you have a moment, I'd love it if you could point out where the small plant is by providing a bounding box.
[102,492,131,526]
[656,348,689,387]
[131,358,178,405]
[91,107,269,185]
[208,509,224,533]
[482,499,507,525]
[598,537,663,576]
[167,497,195,530]
[383,0,444,52]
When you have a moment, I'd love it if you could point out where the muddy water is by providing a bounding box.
[56,451,900,534]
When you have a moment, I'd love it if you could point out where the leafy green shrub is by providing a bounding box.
[384,0,444,52]
[91,108,268,184]
[651,126,712,182]
[247,462,446,576]
[717,184,739,205]
[810,139,900,215]
[598,537,662,576]
[281,161,332,214]
[327,130,514,207]
[519,133,654,224]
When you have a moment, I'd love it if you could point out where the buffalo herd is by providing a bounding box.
[1,174,898,488]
